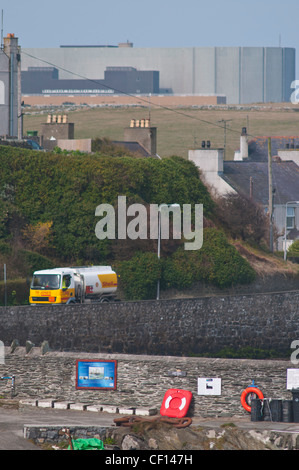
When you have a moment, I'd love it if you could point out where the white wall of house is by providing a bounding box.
[278,149,299,166]
[188,148,235,195]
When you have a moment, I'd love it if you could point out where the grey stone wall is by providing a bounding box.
[0,292,298,417]
[0,348,296,418]
[0,291,299,355]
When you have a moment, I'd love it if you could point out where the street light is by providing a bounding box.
[284,201,299,261]
[157,203,180,300]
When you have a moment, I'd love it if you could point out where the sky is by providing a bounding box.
[1,0,298,51]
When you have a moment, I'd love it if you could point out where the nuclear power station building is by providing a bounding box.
[21,44,296,104]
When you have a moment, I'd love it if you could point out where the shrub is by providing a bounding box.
[288,239,299,254]
[118,251,162,300]
[215,192,269,245]
[0,147,214,264]
[18,250,56,276]
[162,228,256,289]
[0,279,30,306]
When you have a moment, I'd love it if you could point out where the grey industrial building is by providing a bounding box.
[21,66,159,95]
[21,44,296,104]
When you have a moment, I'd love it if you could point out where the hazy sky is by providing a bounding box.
[2,0,298,51]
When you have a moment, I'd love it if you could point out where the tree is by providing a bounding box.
[215,192,269,245]
[22,221,53,254]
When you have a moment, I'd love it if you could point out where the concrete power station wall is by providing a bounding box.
[21,46,295,104]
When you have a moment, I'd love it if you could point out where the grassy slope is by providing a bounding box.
[23,103,299,159]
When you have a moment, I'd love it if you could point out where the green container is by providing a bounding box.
[27,131,38,137]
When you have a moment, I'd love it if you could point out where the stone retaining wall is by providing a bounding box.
[0,348,296,418]
[0,292,299,418]
[0,291,299,356]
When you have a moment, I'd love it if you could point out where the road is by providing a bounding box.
[0,405,118,450]
[1,403,299,450]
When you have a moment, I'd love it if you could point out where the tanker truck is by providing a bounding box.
[29,266,117,305]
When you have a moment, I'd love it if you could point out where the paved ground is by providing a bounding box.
[1,405,299,450]
[0,406,118,450]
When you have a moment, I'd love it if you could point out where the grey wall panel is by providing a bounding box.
[21,46,296,104]
[283,48,296,102]
[265,47,283,102]
[215,47,240,104]
[193,47,216,94]
[240,47,264,104]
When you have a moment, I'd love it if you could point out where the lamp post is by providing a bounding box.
[156,203,180,300]
[284,201,299,261]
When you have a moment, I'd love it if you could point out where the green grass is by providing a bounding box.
[23,104,299,159]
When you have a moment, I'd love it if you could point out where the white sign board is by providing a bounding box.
[197,378,221,396]
[287,369,299,390]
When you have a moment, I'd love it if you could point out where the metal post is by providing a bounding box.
[284,202,288,261]
[4,264,7,307]
[156,210,161,300]
[9,52,14,136]
[268,138,273,252]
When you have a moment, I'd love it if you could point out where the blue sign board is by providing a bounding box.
[76,360,117,390]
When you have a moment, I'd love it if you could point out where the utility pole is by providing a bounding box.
[218,119,232,160]
[4,264,7,307]
[268,137,274,252]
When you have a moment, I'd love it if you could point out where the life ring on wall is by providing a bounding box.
[240,387,264,413]
[160,389,193,418]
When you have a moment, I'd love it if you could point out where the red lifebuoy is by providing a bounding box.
[240,387,264,413]
[160,389,193,418]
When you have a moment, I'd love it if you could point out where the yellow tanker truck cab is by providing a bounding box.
[30,269,75,304]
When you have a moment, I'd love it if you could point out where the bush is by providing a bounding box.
[288,239,299,254]
[215,192,269,245]
[120,229,256,299]
[118,251,162,300]
[0,147,214,264]
[0,279,29,306]
[18,250,56,276]
[162,228,256,289]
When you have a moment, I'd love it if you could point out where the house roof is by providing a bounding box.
[112,141,151,157]
[248,136,299,162]
[221,160,299,205]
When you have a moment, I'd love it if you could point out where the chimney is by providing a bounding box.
[240,127,248,159]
[3,34,22,138]
[234,127,248,160]
[188,147,224,175]
[124,119,157,155]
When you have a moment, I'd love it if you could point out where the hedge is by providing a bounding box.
[119,229,256,300]
[0,147,213,264]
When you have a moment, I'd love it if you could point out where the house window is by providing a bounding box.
[287,207,295,229]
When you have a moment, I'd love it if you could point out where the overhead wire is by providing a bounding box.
[21,51,298,207]
[21,50,256,139]
[21,51,297,198]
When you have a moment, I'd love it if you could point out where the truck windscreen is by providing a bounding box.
[31,274,61,290]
